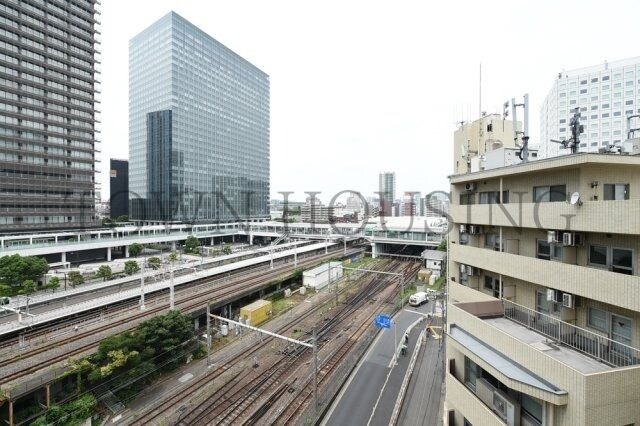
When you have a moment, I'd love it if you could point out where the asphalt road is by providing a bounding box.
[324,301,434,426]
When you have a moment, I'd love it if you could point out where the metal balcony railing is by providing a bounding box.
[502,299,640,368]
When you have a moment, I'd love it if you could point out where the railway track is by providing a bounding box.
[157,260,420,426]
[0,247,362,386]
[132,258,394,426]
[272,261,421,425]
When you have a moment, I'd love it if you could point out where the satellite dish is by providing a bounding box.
[569,192,582,206]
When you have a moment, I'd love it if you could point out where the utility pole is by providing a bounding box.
[169,264,175,310]
[206,301,212,367]
[140,273,146,310]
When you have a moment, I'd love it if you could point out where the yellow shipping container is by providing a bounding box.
[417,269,432,282]
[239,299,273,327]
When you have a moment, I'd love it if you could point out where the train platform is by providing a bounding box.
[323,300,440,426]
[0,241,338,336]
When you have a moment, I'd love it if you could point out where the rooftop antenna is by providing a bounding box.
[479,63,482,118]
[511,94,530,162]
[550,108,583,154]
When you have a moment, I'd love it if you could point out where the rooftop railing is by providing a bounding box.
[502,299,640,368]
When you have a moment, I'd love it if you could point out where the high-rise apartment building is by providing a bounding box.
[109,158,128,219]
[0,0,99,231]
[378,171,396,216]
[445,148,640,422]
[540,57,640,158]
[129,12,270,223]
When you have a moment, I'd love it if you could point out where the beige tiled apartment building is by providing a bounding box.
[445,152,640,426]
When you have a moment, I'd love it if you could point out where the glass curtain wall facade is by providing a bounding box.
[129,12,270,223]
[0,0,99,231]
[378,171,396,216]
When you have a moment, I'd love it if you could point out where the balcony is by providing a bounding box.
[450,199,640,235]
[451,299,640,370]
[450,243,640,312]
[449,300,640,425]
[445,371,505,426]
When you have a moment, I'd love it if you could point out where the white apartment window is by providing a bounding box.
[537,239,562,261]
[589,245,634,275]
[588,307,608,332]
[602,75,610,81]
[533,185,566,202]
[604,184,629,200]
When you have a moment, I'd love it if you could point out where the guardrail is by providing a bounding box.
[502,299,640,368]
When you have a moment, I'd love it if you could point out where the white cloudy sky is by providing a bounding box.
[99,0,639,202]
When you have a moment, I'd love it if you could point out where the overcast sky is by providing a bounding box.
[98,0,639,202]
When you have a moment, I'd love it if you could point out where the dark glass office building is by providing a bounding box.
[0,0,99,232]
[109,159,128,219]
[129,12,270,223]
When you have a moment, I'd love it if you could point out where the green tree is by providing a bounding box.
[115,215,129,222]
[222,244,232,255]
[128,243,143,258]
[437,237,447,252]
[21,279,36,296]
[33,393,97,426]
[124,260,140,276]
[68,271,84,287]
[96,265,112,281]
[48,276,60,293]
[168,251,178,263]
[0,254,48,292]
[82,310,195,400]
[0,284,11,297]
[147,257,161,269]
[184,235,200,254]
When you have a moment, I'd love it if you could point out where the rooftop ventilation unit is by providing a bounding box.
[465,182,477,191]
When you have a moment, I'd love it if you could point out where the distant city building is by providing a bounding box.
[0,1,99,231]
[129,12,270,223]
[346,193,364,213]
[378,172,396,216]
[402,192,420,216]
[453,114,519,175]
[301,196,335,223]
[424,192,450,217]
[109,159,129,219]
[540,57,640,158]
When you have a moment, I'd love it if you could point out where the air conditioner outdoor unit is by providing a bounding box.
[465,182,477,191]
[460,224,468,233]
[475,378,497,408]
[460,264,467,274]
[546,288,557,302]
[466,266,476,276]
[469,225,482,235]
[493,390,520,426]
[562,232,584,246]
[562,293,574,308]
[547,230,561,243]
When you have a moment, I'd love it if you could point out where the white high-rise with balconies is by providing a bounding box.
[540,57,640,158]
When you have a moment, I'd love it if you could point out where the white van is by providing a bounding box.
[408,292,428,306]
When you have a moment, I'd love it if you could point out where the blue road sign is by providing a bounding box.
[374,314,392,329]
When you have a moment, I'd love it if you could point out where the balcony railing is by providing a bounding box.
[503,299,640,368]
